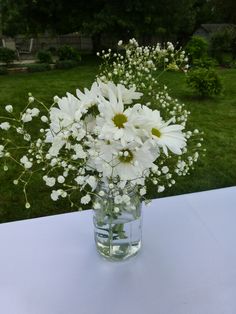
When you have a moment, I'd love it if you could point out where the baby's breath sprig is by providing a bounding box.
[0,38,203,212]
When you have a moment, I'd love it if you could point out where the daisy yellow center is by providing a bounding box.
[119,149,134,163]
[113,113,127,128]
[151,127,161,138]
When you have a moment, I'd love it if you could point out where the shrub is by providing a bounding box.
[221,53,234,68]
[58,45,81,62]
[26,63,51,73]
[231,35,236,60]
[186,68,223,97]
[192,57,218,69]
[0,66,8,75]
[37,50,53,64]
[210,27,236,64]
[185,36,209,63]
[0,47,16,65]
[55,60,79,69]
[48,46,57,55]
[230,60,236,68]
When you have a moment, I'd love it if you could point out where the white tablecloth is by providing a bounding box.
[0,187,236,314]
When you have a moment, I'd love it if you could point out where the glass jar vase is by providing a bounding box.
[93,183,142,261]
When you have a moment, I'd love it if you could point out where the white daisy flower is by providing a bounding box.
[48,135,67,157]
[48,92,82,136]
[83,114,97,133]
[94,141,156,181]
[98,81,143,105]
[45,93,84,155]
[96,86,141,145]
[138,106,186,156]
[76,81,100,111]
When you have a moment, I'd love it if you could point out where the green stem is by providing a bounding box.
[0,116,19,122]
[108,217,113,257]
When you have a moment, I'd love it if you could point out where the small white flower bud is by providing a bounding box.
[41,116,48,123]
[57,176,65,184]
[53,96,59,103]
[158,186,165,193]
[5,105,13,113]
[114,207,120,213]
[98,190,105,197]
[28,96,34,103]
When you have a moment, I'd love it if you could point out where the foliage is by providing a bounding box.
[192,57,218,69]
[1,0,236,48]
[0,67,8,75]
[230,60,236,68]
[210,0,236,24]
[1,0,198,47]
[57,45,81,62]
[37,50,53,64]
[185,36,209,63]
[0,0,61,36]
[210,27,236,64]
[26,63,51,73]
[81,0,198,46]
[232,41,236,60]
[211,27,234,52]
[186,68,223,96]
[194,0,215,26]
[47,46,57,56]
[55,60,79,69]
[0,47,16,65]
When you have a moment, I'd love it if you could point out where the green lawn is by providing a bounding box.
[0,64,236,223]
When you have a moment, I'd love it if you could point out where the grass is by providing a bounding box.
[159,69,236,196]
[0,63,236,223]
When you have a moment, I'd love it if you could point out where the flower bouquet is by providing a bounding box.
[0,39,204,260]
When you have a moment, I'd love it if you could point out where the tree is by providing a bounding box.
[211,0,236,24]
[80,0,198,47]
[0,0,205,49]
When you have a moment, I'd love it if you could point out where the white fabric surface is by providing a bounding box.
[0,187,236,314]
